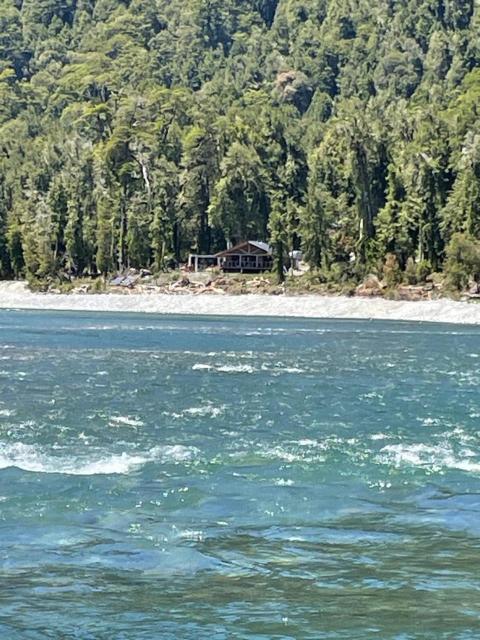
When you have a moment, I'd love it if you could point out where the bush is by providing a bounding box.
[416,260,432,283]
[444,233,480,291]
[383,253,401,287]
[328,261,355,283]
[91,278,106,293]
[405,257,417,284]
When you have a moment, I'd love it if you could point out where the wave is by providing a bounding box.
[274,478,295,486]
[178,529,205,541]
[379,443,480,474]
[168,404,225,419]
[280,367,305,374]
[192,363,257,373]
[229,443,327,464]
[0,443,147,475]
[191,362,306,375]
[0,442,199,475]
[152,444,200,462]
[109,415,144,428]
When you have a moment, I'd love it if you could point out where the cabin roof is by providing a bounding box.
[249,241,271,253]
[215,240,272,257]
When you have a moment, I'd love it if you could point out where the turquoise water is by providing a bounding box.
[1,310,480,639]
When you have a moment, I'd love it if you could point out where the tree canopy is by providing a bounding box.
[1,0,480,283]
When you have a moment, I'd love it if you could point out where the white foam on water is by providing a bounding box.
[360,391,384,400]
[445,426,477,445]
[379,443,480,474]
[182,405,225,418]
[420,417,441,427]
[80,324,124,331]
[254,444,326,464]
[368,480,392,490]
[262,447,304,463]
[274,478,295,486]
[167,404,225,419]
[72,453,149,475]
[109,415,144,428]
[451,459,480,473]
[178,529,204,541]
[0,442,148,475]
[192,363,257,373]
[0,442,200,475]
[200,351,256,359]
[260,363,306,374]
[152,444,200,462]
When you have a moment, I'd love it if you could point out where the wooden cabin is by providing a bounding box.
[216,241,273,273]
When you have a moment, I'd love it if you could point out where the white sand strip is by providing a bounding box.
[0,281,480,325]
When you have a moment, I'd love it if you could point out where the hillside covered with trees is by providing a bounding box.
[1,0,480,288]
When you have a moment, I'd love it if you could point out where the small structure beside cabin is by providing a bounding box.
[187,254,219,272]
[188,241,273,273]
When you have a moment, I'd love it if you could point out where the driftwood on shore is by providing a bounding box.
[128,274,281,296]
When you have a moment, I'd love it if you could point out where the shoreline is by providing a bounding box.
[1,282,480,325]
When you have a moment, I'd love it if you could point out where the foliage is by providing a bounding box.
[382,253,402,288]
[444,233,480,290]
[0,0,479,287]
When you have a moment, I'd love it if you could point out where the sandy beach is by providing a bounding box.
[1,281,480,325]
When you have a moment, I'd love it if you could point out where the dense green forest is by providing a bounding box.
[1,0,480,286]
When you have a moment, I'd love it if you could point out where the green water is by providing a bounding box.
[0,311,479,639]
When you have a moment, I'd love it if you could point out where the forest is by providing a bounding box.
[1,0,480,288]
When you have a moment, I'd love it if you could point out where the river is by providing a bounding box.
[1,311,479,638]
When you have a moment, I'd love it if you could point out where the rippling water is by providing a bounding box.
[1,310,480,639]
